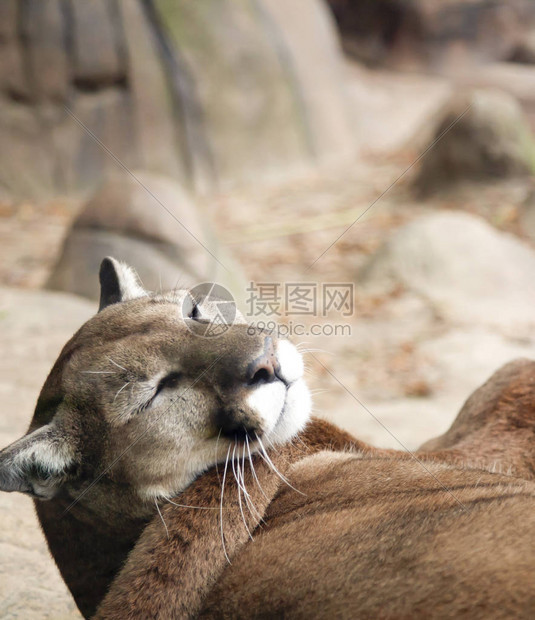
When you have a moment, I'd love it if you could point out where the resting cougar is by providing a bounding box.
[1,258,535,619]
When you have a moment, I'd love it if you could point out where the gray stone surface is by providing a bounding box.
[46,171,246,303]
[20,0,69,102]
[156,0,312,188]
[351,211,535,450]
[510,29,535,65]
[71,1,125,89]
[0,1,30,101]
[118,0,187,185]
[519,188,535,243]
[360,211,535,335]
[0,0,356,200]
[350,325,535,451]
[261,0,355,165]
[329,0,535,68]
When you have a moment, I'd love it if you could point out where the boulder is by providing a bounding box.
[509,29,535,65]
[519,186,535,243]
[46,171,245,303]
[414,89,535,194]
[19,0,69,102]
[0,0,356,200]
[327,0,535,68]
[71,1,126,89]
[327,0,423,67]
[359,211,535,335]
[258,0,355,165]
[448,63,535,135]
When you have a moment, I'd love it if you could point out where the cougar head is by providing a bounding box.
[0,258,311,503]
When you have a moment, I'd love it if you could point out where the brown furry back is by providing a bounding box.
[421,358,535,479]
[68,361,535,618]
[200,452,535,619]
[94,356,535,620]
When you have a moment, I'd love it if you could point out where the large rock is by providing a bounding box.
[71,2,126,89]
[415,89,535,194]
[0,0,356,200]
[328,0,535,68]
[519,186,535,243]
[447,63,535,135]
[46,171,245,303]
[509,29,535,65]
[360,211,535,335]
[349,212,535,450]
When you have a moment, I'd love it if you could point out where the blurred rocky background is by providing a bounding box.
[1,0,535,617]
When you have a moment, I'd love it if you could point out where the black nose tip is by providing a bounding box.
[220,421,253,442]
[247,337,279,385]
[215,408,260,441]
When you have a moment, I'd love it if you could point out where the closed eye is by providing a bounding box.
[156,371,182,393]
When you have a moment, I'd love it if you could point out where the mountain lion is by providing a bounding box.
[1,258,535,619]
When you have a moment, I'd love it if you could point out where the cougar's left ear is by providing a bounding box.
[99,257,147,312]
[0,424,77,500]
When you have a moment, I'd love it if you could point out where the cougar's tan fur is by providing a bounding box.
[1,259,535,619]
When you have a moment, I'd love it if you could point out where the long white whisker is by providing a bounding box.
[108,357,128,372]
[238,445,260,526]
[113,381,130,403]
[220,444,232,564]
[81,370,117,374]
[155,499,169,539]
[246,435,269,501]
[255,434,306,496]
[293,433,308,449]
[263,434,276,450]
[215,428,223,482]
[300,348,332,354]
[165,498,218,511]
[237,444,262,523]
[232,444,253,540]
[238,446,260,517]
[241,445,250,499]
[231,444,249,497]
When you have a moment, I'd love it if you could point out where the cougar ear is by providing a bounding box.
[99,257,147,311]
[0,425,77,500]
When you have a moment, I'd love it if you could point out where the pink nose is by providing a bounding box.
[247,337,279,385]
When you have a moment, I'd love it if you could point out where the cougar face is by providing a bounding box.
[0,258,311,503]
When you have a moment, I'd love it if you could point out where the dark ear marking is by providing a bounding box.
[98,257,147,312]
[99,257,122,311]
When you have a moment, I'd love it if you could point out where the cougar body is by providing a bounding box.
[1,258,535,618]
